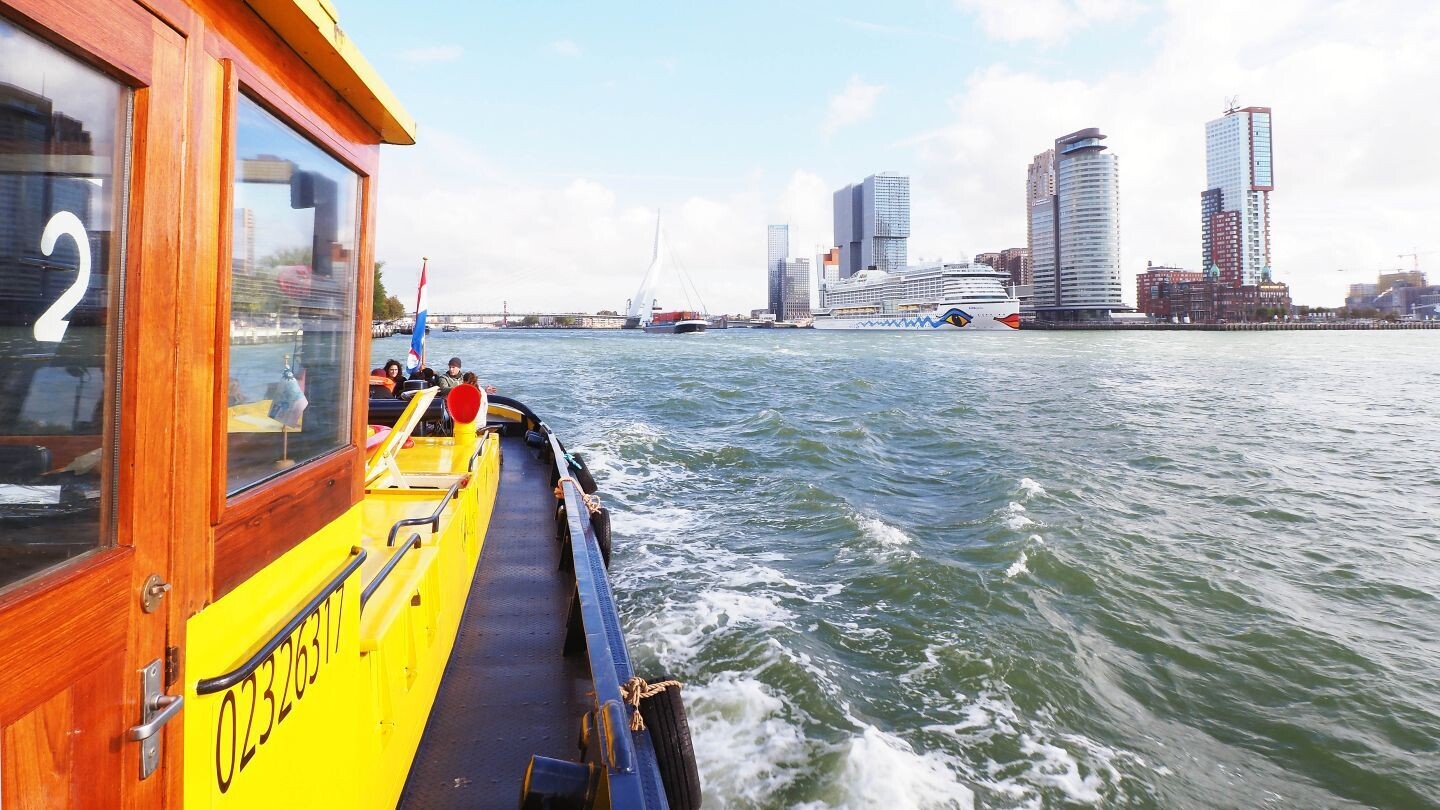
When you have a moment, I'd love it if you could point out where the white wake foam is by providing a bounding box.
[857,513,913,548]
[1017,735,1105,803]
[834,725,975,809]
[1005,551,1030,578]
[1006,513,1036,530]
[923,691,1142,806]
[632,589,796,670]
[687,674,810,803]
[1018,477,1047,498]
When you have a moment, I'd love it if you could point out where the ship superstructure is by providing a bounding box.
[813,261,1021,330]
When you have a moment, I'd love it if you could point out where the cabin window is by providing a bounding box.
[0,18,129,592]
[225,94,359,495]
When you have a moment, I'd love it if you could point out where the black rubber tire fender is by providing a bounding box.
[569,452,598,494]
[638,677,702,810]
[590,507,612,568]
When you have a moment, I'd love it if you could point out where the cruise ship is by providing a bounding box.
[813,261,1021,331]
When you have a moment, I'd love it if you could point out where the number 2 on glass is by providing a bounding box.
[34,211,91,343]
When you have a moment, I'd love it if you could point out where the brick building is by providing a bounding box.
[1136,263,1204,319]
[974,248,1031,287]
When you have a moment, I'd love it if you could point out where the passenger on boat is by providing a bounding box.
[368,359,406,398]
[435,356,464,392]
[382,359,404,391]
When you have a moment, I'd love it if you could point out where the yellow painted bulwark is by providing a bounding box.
[242,0,417,144]
[183,432,500,806]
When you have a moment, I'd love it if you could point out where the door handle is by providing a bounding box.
[127,693,183,741]
[129,659,184,779]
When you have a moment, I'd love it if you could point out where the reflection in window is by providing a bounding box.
[226,95,358,494]
[0,18,127,592]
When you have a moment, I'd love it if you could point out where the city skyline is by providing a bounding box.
[330,1,1439,314]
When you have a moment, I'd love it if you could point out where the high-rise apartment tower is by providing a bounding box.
[832,173,909,278]
[766,224,789,316]
[1202,105,1272,286]
[1027,129,1123,320]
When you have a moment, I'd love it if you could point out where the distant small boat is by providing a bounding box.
[643,310,707,334]
[441,324,459,332]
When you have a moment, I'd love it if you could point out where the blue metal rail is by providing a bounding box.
[544,428,668,809]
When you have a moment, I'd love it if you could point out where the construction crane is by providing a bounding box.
[1397,250,1435,274]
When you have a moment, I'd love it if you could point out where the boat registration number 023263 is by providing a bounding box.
[212,586,345,793]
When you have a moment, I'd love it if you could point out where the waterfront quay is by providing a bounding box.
[431,312,627,329]
[1023,320,1440,331]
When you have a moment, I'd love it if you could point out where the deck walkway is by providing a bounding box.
[400,434,588,807]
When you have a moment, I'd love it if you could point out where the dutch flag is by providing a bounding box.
[405,258,428,374]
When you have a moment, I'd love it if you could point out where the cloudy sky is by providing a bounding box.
[338,0,1439,315]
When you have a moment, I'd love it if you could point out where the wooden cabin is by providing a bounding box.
[0,2,696,806]
[0,0,416,802]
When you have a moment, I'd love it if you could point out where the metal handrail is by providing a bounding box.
[467,426,501,472]
[386,480,462,546]
[545,428,665,807]
[361,532,423,609]
[196,547,367,696]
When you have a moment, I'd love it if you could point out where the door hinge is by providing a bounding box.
[164,645,180,688]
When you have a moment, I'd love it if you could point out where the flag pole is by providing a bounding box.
[417,257,428,371]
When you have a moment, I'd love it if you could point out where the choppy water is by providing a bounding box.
[378,330,1440,809]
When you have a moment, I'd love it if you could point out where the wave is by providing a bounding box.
[686,674,812,803]
[1005,551,1029,578]
[833,725,976,809]
[1004,502,1036,531]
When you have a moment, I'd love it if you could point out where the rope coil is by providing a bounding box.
[554,477,603,514]
[553,476,577,501]
[620,677,683,732]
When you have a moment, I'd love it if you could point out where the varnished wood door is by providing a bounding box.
[0,0,188,804]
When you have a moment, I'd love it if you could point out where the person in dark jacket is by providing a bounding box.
[435,356,464,392]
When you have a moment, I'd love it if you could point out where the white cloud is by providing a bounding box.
[954,0,1145,45]
[837,17,968,43]
[375,131,804,315]
[398,44,463,64]
[904,0,1440,306]
[550,39,583,57]
[823,76,886,138]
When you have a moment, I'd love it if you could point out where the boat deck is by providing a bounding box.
[399,433,589,807]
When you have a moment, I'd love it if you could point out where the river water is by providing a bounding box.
[378,329,1439,809]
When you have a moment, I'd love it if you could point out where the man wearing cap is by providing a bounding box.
[435,356,464,392]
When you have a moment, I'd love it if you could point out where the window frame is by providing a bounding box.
[219,86,363,498]
[0,7,140,595]
[209,55,376,596]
